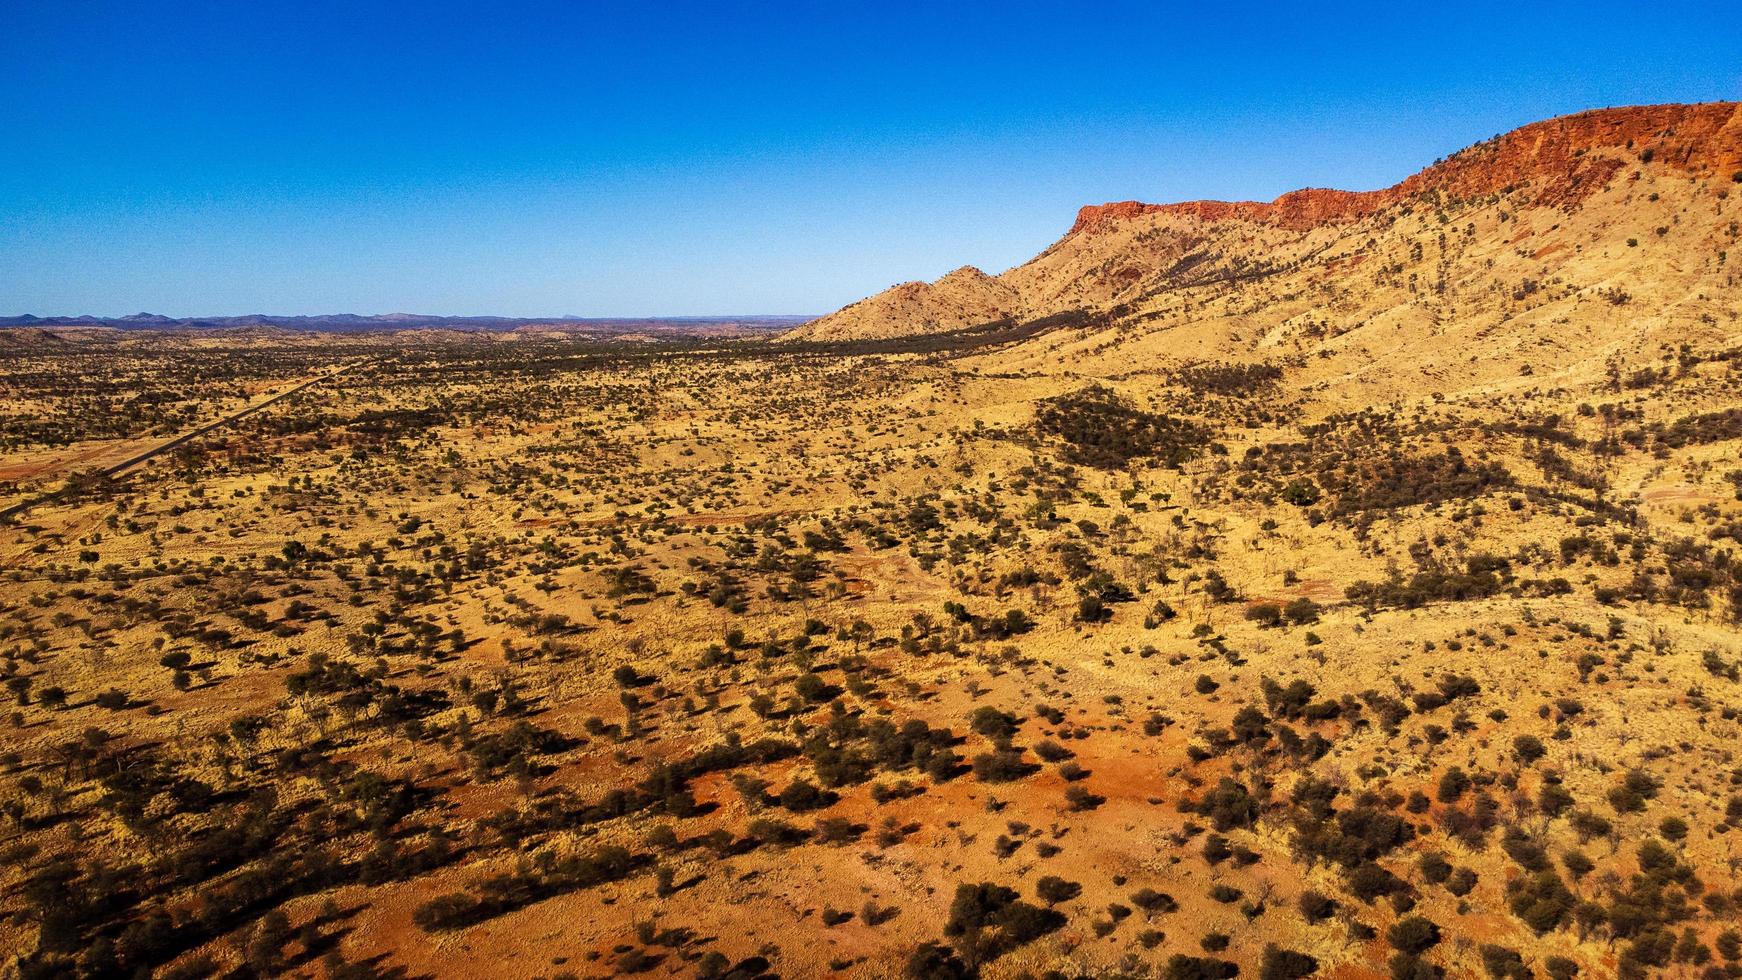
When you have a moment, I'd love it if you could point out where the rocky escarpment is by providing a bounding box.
[791,102,1742,342]
[1068,102,1742,237]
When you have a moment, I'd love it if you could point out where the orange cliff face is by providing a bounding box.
[1067,191,1378,236]
[1068,102,1742,238]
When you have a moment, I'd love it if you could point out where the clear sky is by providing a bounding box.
[3,1,1738,318]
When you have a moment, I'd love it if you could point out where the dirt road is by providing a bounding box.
[0,358,375,521]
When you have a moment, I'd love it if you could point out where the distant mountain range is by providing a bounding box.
[0,312,812,335]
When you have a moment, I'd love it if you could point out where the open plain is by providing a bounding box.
[3,104,1742,980]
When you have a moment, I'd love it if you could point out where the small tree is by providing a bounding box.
[1035,876,1080,906]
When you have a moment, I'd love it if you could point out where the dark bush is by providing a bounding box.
[1165,954,1239,979]
[1196,778,1259,831]
[942,882,1064,967]
[1299,890,1337,922]
[1387,916,1441,955]
[1035,876,1081,906]
[1034,386,1210,470]
[971,750,1033,783]
[1261,946,1320,980]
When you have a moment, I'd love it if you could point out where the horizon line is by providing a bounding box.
[2,312,822,322]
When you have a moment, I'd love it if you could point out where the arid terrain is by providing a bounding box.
[3,102,1742,980]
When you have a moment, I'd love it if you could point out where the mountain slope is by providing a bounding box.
[795,265,1021,341]
[789,102,1742,373]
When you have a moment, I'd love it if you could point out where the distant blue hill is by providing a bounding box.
[0,312,813,334]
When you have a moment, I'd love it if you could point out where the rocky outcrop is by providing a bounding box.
[1066,103,1742,238]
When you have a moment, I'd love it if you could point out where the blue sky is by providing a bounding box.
[2,1,1738,317]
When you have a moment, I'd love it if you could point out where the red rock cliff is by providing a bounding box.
[1068,102,1742,238]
